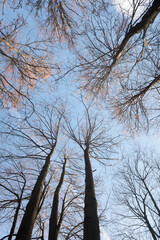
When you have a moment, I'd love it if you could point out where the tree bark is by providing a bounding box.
[16,145,56,240]
[48,157,67,240]
[83,148,100,240]
[8,181,25,240]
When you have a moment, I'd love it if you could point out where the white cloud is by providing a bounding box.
[112,0,150,18]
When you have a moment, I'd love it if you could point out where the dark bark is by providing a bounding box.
[8,180,26,240]
[37,174,53,216]
[48,157,67,240]
[16,145,56,240]
[144,215,157,240]
[83,148,100,240]
[104,0,160,80]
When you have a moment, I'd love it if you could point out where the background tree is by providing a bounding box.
[49,156,67,240]
[0,161,27,240]
[111,148,160,240]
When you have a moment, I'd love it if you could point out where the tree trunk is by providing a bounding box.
[48,158,67,240]
[16,145,55,240]
[83,148,100,240]
[8,181,25,240]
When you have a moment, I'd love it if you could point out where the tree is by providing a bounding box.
[48,156,67,240]
[111,148,160,240]
[46,156,85,240]
[53,159,84,240]
[15,106,63,240]
[75,0,160,128]
[0,161,27,240]
[0,101,64,240]
[65,104,119,240]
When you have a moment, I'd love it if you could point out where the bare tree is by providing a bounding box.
[55,158,84,240]
[74,0,160,128]
[0,101,64,240]
[65,104,119,240]
[21,0,85,43]
[112,148,160,240]
[0,161,26,240]
[15,104,64,240]
[28,152,85,240]
[49,156,67,240]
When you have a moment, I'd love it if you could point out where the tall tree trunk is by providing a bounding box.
[16,145,56,240]
[83,148,100,240]
[48,157,67,240]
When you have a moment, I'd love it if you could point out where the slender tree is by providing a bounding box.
[49,157,67,240]
[0,162,26,240]
[65,104,119,240]
[15,104,63,240]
